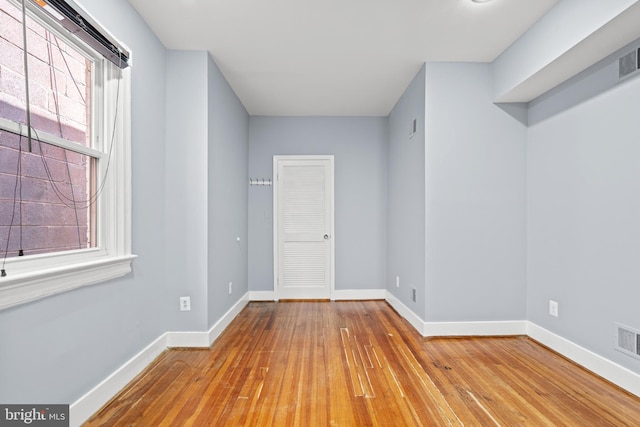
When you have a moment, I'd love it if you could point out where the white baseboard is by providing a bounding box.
[385,291,526,337]
[208,292,250,345]
[249,290,275,301]
[424,320,527,337]
[385,290,427,334]
[384,293,640,398]
[527,322,640,397]
[249,289,386,301]
[70,294,250,426]
[166,293,250,348]
[70,293,639,427]
[332,289,386,300]
[166,331,209,348]
[70,332,168,427]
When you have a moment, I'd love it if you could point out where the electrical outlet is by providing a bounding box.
[549,300,558,317]
[180,296,191,311]
[228,282,233,295]
[396,276,400,288]
[411,287,417,303]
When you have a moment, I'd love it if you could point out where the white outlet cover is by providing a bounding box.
[180,296,191,311]
[549,300,558,317]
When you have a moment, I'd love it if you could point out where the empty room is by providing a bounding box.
[1,0,640,425]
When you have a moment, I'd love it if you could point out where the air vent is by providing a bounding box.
[619,50,638,79]
[615,323,640,360]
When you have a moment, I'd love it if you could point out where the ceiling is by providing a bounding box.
[127,0,559,116]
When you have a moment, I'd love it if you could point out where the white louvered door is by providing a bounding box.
[274,156,334,300]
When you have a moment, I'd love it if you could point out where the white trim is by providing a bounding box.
[166,293,250,348]
[386,291,527,338]
[208,293,250,345]
[249,290,276,301]
[423,320,527,337]
[69,294,250,425]
[250,289,386,302]
[385,290,427,335]
[0,255,136,310]
[166,331,209,348]
[70,333,168,427]
[527,322,640,397]
[385,293,640,397]
[0,117,104,159]
[0,42,133,311]
[332,289,386,300]
[68,296,640,427]
[273,155,335,300]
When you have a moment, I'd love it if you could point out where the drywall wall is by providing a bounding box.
[424,62,527,322]
[527,68,640,374]
[207,55,249,327]
[165,50,209,332]
[0,0,169,405]
[493,0,639,101]
[387,65,426,318]
[248,116,388,293]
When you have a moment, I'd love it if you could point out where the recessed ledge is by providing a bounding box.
[495,2,640,103]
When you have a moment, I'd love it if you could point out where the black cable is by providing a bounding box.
[1,130,25,274]
[1,3,125,274]
[46,30,83,249]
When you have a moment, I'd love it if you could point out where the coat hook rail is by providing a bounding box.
[249,178,272,186]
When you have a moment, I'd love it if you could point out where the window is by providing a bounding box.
[0,0,134,309]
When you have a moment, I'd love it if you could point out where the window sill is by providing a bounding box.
[0,254,137,310]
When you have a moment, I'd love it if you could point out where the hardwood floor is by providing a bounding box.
[85,301,640,426]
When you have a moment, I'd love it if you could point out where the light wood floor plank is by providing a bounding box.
[84,301,640,426]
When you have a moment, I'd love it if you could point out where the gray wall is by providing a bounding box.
[165,50,209,331]
[165,51,249,331]
[0,0,250,406]
[527,68,640,373]
[207,55,249,326]
[387,65,426,317]
[424,63,527,322]
[248,116,388,292]
[0,0,169,404]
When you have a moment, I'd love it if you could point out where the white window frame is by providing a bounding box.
[0,0,135,310]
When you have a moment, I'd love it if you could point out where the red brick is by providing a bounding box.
[16,176,49,202]
[0,38,25,74]
[0,145,19,173]
[0,173,19,199]
[0,225,22,253]
[0,0,21,21]
[25,30,50,65]
[0,6,23,49]
[0,97,27,123]
[49,93,87,127]
[0,67,25,102]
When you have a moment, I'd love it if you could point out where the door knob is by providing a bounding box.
[324,234,329,240]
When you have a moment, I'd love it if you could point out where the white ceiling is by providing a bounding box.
[127,0,559,116]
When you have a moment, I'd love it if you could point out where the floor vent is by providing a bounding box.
[615,323,640,360]
[618,49,638,79]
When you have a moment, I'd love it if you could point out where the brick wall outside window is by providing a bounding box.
[0,0,93,258]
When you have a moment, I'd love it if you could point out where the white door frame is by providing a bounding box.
[273,155,335,300]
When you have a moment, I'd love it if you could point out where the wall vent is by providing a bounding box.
[619,49,638,79]
[615,323,640,360]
